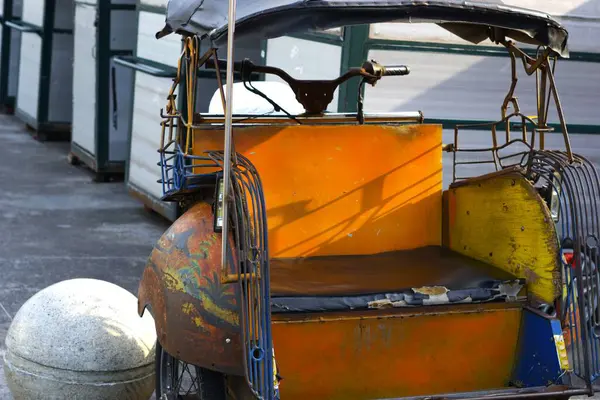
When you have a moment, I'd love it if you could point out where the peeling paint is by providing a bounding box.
[447,172,561,303]
[413,286,448,296]
[137,202,243,375]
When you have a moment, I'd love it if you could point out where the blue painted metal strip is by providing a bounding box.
[512,309,563,388]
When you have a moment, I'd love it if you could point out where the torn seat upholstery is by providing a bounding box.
[269,246,525,313]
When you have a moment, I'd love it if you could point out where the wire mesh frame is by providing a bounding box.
[156,38,228,197]
[450,42,572,183]
[451,113,540,182]
[449,41,600,389]
[208,151,276,400]
[155,36,277,398]
[526,151,600,391]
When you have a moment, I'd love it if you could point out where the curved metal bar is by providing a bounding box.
[546,66,574,162]
[452,40,574,182]
[208,151,275,399]
[526,150,600,388]
[501,51,518,142]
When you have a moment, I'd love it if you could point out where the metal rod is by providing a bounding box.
[213,49,227,113]
[491,124,499,170]
[547,66,574,162]
[221,0,237,275]
[502,51,518,143]
[539,65,548,149]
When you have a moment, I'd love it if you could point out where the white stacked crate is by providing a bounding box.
[126,1,181,220]
[70,0,137,179]
[14,0,75,139]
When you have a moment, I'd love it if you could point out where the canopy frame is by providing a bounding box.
[157,0,570,58]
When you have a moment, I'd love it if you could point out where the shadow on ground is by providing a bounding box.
[0,114,168,399]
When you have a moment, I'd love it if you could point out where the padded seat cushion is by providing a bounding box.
[269,246,525,313]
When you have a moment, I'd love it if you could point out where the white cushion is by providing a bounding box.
[208,81,304,115]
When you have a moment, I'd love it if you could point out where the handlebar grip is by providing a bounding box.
[382,65,410,76]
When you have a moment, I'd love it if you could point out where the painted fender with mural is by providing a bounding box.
[136,1,600,399]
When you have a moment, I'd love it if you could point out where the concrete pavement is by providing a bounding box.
[0,113,168,399]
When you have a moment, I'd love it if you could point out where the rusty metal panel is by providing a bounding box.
[192,123,443,258]
[445,170,561,304]
[137,202,244,375]
[271,303,522,399]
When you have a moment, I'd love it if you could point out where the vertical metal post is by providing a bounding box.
[38,0,56,124]
[96,1,111,169]
[538,65,548,150]
[0,0,14,108]
[221,0,237,272]
[338,25,369,112]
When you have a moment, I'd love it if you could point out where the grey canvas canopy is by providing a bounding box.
[157,0,569,57]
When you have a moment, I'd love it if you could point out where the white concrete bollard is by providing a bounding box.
[2,278,156,400]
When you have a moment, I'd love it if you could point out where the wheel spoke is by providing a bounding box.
[182,365,201,395]
[159,347,208,399]
[174,362,186,393]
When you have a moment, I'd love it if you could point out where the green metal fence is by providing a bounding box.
[295,24,600,135]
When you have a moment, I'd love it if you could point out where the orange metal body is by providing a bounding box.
[271,304,523,399]
[192,121,443,257]
[139,119,445,377]
[139,119,548,396]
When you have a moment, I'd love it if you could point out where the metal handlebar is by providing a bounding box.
[204,58,410,115]
[205,58,410,84]
[206,58,242,72]
[382,65,411,76]
[362,61,410,78]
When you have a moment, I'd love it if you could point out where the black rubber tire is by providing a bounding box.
[155,340,226,400]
